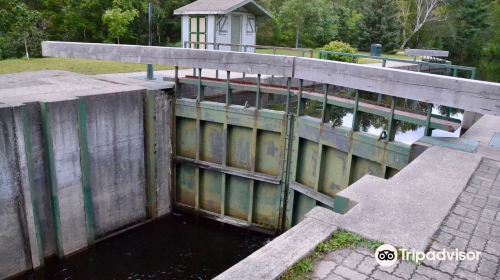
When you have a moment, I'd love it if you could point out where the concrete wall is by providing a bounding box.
[0,106,31,279]
[155,91,174,216]
[45,99,88,256]
[23,104,57,258]
[84,92,147,237]
[0,87,174,279]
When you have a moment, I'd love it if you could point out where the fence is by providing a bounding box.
[183,41,314,58]
[318,50,477,79]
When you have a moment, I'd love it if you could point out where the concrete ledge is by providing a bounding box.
[335,146,482,251]
[215,207,337,280]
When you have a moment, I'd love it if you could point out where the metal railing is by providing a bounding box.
[318,50,477,79]
[42,42,499,118]
[183,41,314,58]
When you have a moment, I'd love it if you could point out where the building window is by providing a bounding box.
[189,16,207,49]
[246,17,255,34]
[218,16,228,34]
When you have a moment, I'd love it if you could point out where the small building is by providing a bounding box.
[174,0,272,52]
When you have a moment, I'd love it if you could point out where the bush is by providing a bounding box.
[322,41,358,62]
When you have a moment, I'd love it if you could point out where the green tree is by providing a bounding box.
[0,0,44,59]
[481,0,500,82]
[61,0,113,42]
[334,6,362,47]
[275,0,337,48]
[102,0,138,43]
[357,0,401,52]
[445,0,490,60]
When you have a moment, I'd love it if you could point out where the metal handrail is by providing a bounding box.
[318,50,477,79]
[183,41,314,58]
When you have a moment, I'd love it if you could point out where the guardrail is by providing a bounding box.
[183,41,314,58]
[318,50,477,79]
[41,42,499,118]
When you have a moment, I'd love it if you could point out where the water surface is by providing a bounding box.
[18,214,270,280]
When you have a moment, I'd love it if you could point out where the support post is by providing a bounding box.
[321,84,328,122]
[21,106,45,266]
[296,79,305,116]
[145,91,158,219]
[226,71,231,106]
[40,102,64,258]
[146,2,154,80]
[197,68,204,102]
[77,99,96,244]
[256,74,261,109]
[425,103,433,136]
[387,96,397,142]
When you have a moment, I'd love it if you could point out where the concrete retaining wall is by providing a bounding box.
[0,77,174,279]
[0,106,31,279]
[85,92,147,237]
[44,99,88,256]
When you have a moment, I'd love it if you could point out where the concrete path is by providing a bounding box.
[310,158,500,280]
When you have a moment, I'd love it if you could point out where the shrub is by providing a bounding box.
[322,41,358,63]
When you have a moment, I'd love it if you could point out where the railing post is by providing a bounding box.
[382,59,387,67]
[285,77,292,114]
[226,71,231,106]
[174,66,181,99]
[256,74,261,109]
[297,79,305,116]
[471,68,477,80]
[387,97,397,141]
[424,103,433,136]
[197,68,203,102]
[351,90,360,131]
[321,84,329,122]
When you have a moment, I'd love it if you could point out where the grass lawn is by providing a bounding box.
[0,58,174,75]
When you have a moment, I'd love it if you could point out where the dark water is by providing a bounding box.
[17,214,270,280]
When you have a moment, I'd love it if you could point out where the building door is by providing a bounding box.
[189,16,207,49]
[231,15,242,51]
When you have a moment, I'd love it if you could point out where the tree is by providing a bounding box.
[398,0,447,49]
[448,0,490,60]
[61,0,113,42]
[334,6,363,47]
[102,0,138,43]
[275,0,336,48]
[357,0,402,52]
[0,1,44,59]
[481,0,500,82]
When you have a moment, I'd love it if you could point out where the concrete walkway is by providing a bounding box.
[310,158,500,280]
